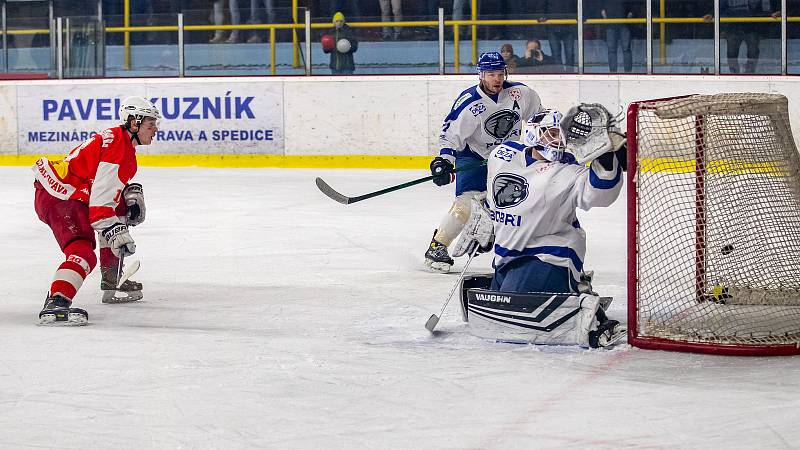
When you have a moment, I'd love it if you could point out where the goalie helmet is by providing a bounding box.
[118,96,161,125]
[524,109,566,162]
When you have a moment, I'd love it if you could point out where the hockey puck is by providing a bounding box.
[721,244,734,255]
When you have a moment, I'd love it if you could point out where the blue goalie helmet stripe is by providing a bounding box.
[477,52,507,72]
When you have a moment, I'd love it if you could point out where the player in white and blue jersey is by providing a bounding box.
[424,51,542,272]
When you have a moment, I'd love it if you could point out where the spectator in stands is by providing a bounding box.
[246,0,276,43]
[704,0,781,73]
[452,0,478,38]
[601,1,634,73]
[418,1,440,39]
[517,39,559,72]
[537,0,577,72]
[499,43,520,72]
[380,0,403,40]
[210,0,242,44]
[324,12,359,75]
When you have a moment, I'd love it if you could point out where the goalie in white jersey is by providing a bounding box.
[425,51,542,272]
[453,107,627,347]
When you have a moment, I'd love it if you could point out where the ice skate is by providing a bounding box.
[101,266,143,304]
[38,294,88,326]
[424,230,454,273]
[589,320,626,348]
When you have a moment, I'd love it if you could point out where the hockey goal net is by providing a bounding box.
[627,93,800,355]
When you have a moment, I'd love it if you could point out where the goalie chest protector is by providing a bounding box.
[466,289,600,347]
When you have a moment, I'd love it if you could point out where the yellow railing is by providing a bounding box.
[105,15,799,74]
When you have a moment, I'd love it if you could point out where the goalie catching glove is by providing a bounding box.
[452,197,495,257]
[101,223,136,258]
[123,183,145,226]
[561,103,626,165]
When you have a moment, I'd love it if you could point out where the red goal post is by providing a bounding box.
[626,93,800,356]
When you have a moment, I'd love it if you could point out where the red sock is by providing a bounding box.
[50,240,97,300]
[99,247,119,272]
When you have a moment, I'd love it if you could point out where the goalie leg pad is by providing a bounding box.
[452,197,495,258]
[466,289,601,347]
[459,273,493,322]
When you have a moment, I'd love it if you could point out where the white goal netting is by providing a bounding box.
[632,93,800,350]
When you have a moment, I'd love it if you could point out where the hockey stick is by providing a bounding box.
[425,246,479,333]
[118,260,141,288]
[114,215,140,289]
[116,253,125,288]
[316,160,488,205]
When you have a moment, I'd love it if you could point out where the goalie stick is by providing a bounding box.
[316,160,487,205]
[425,246,479,333]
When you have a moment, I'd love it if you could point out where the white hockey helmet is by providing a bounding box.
[524,109,566,162]
[118,96,161,125]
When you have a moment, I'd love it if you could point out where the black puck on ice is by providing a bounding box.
[721,244,734,255]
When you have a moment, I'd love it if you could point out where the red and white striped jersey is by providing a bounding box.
[32,126,137,231]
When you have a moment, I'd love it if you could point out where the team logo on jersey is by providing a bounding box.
[484,109,521,140]
[508,88,521,101]
[492,173,528,209]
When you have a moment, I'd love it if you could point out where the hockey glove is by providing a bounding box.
[102,223,136,258]
[562,103,622,164]
[123,183,146,226]
[430,157,455,186]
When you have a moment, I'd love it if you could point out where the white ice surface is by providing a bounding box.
[1,166,799,449]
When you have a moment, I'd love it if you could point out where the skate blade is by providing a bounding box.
[38,311,89,327]
[424,260,452,273]
[102,290,143,304]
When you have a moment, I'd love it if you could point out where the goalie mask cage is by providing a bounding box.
[627,93,800,355]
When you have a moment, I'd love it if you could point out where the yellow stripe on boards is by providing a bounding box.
[0,154,432,169]
[639,158,785,175]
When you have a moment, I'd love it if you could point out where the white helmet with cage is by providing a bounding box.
[118,96,161,125]
[524,109,566,162]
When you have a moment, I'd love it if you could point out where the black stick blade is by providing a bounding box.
[425,314,440,333]
[315,177,352,205]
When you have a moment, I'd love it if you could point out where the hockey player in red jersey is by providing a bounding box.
[32,96,161,325]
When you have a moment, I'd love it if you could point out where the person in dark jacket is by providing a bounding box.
[323,11,359,75]
[516,39,561,73]
[536,0,577,72]
[601,0,634,73]
[704,0,781,73]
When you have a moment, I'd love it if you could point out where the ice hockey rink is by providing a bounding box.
[1,166,798,449]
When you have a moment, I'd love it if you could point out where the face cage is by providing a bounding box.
[532,127,566,162]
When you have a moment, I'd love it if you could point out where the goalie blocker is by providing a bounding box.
[459,280,623,348]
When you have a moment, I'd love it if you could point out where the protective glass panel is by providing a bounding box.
[651,0,715,74]
[583,0,647,74]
